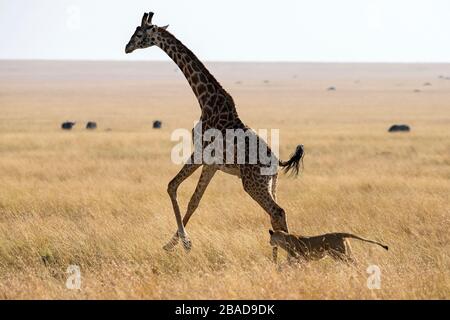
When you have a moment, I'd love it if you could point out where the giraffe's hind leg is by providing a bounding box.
[241,167,289,263]
[271,174,278,202]
[269,174,280,262]
[182,166,217,228]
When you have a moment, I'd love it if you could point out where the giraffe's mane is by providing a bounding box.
[158,27,235,106]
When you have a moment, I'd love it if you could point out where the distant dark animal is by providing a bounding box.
[423,82,431,86]
[86,122,97,130]
[61,122,75,130]
[388,124,410,132]
[153,120,162,129]
[327,86,336,91]
[413,89,421,93]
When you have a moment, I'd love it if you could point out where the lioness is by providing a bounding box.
[269,230,388,264]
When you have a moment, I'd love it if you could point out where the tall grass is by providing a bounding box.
[0,61,449,299]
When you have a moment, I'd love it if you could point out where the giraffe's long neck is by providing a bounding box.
[153,28,235,112]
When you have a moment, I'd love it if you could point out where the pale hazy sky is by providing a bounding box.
[1,0,449,62]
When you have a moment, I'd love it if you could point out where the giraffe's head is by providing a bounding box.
[125,12,168,54]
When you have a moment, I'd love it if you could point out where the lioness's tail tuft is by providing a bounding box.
[279,144,304,176]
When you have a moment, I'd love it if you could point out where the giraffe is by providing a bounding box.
[125,12,304,262]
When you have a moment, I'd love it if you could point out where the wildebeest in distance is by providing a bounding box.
[153,120,162,129]
[86,122,97,130]
[61,122,75,130]
[388,124,410,132]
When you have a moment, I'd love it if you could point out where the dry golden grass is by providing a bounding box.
[0,61,449,299]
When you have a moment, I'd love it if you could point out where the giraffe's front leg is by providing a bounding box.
[164,166,216,252]
[164,159,201,251]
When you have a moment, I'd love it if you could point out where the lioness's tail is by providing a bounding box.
[337,233,388,250]
[279,144,304,176]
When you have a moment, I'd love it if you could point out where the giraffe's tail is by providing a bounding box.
[279,144,304,176]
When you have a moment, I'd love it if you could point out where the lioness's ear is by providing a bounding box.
[269,230,274,235]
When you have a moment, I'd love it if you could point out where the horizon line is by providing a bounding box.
[1,58,450,64]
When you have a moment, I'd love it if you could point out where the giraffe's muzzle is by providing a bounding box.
[125,44,134,54]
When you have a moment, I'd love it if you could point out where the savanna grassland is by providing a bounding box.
[0,61,449,299]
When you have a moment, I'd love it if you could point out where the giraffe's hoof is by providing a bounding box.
[162,242,177,251]
[181,237,192,252]
[163,236,180,251]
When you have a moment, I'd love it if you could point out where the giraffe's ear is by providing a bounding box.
[269,230,274,235]
[160,24,169,30]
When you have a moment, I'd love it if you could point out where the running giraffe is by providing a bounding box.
[125,12,304,262]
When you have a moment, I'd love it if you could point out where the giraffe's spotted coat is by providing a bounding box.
[126,13,303,262]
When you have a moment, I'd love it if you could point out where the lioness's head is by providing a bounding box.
[269,229,289,246]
